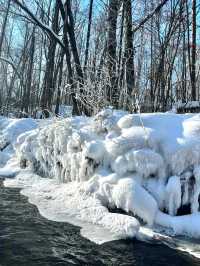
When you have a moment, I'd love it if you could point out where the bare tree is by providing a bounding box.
[191,0,196,100]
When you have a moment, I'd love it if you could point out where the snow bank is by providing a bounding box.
[0,117,37,169]
[110,178,158,225]
[155,211,200,238]
[3,110,200,241]
[0,117,37,146]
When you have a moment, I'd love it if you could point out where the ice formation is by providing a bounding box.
[2,111,200,240]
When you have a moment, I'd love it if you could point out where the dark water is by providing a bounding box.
[0,182,199,266]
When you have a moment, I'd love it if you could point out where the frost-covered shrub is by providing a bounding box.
[14,109,200,234]
[170,141,200,176]
[125,148,166,179]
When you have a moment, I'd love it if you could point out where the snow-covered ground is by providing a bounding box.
[1,110,200,258]
[0,116,37,176]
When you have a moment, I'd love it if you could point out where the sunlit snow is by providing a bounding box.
[1,110,200,258]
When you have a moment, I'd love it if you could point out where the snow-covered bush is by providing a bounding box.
[10,110,200,238]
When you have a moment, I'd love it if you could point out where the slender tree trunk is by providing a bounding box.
[65,0,84,84]
[117,4,124,85]
[55,50,64,115]
[84,0,94,70]
[23,28,35,113]
[40,1,59,111]
[0,0,11,56]
[150,13,154,111]
[107,0,119,106]
[0,0,11,108]
[58,0,86,114]
[191,0,196,100]
[62,3,79,115]
[181,0,187,102]
[124,0,135,103]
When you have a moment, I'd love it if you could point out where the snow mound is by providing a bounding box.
[0,117,38,168]
[110,178,158,225]
[3,110,200,240]
[1,118,37,143]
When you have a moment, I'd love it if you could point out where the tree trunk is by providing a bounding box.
[107,0,119,106]
[65,0,84,84]
[84,0,94,71]
[23,28,35,113]
[191,0,196,100]
[55,50,64,116]
[124,0,135,101]
[40,1,59,111]
[0,0,11,56]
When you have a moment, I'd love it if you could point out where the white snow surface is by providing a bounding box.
[2,110,200,255]
[0,116,37,144]
[0,116,38,170]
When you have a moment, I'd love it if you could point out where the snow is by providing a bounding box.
[110,178,158,225]
[101,213,140,237]
[83,140,106,161]
[0,157,20,178]
[0,117,38,171]
[4,169,140,241]
[117,114,140,129]
[165,176,181,216]
[2,118,37,144]
[155,211,200,238]
[125,148,165,178]
[1,110,200,257]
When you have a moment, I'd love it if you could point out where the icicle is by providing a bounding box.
[191,166,200,213]
[166,176,182,216]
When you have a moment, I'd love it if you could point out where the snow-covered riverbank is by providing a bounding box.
[1,110,200,257]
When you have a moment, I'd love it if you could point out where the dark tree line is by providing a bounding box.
[0,0,199,116]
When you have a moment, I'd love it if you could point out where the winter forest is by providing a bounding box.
[1,1,200,265]
[0,0,199,117]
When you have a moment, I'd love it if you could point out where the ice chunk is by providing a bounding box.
[105,126,151,160]
[111,155,128,176]
[155,211,200,238]
[191,166,200,213]
[183,115,200,139]
[101,213,140,237]
[145,178,166,210]
[83,140,105,161]
[180,171,193,206]
[165,176,181,216]
[125,148,166,178]
[170,140,200,175]
[117,114,141,129]
[111,178,158,225]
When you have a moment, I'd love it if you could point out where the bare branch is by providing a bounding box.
[133,0,170,33]
[0,56,21,79]
[12,0,65,49]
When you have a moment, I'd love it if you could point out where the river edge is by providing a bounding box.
[0,180,199,266]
